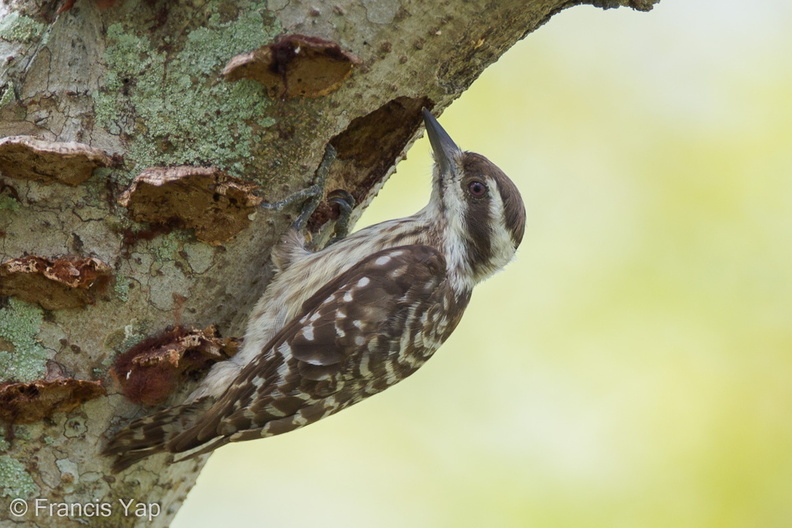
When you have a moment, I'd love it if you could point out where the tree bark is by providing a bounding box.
[0,0,657,525]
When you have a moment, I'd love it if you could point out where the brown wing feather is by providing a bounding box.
[167,244,452,456]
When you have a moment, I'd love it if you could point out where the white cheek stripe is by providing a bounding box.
[486,179,517,273]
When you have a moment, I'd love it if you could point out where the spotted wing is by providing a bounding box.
[168,244,455,455]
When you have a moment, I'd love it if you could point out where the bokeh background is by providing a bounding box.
[174,1,792,526]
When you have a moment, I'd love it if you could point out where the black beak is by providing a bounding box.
[423,108,461,174]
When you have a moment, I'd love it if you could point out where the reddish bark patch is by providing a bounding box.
[0,378,105,424]
[0,136,112,186]
[110,325,239,406]
[118,166,263,245]
[0,255,113,310]
[223,34,361,98]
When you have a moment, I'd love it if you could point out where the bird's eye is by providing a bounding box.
[467,180,488,197]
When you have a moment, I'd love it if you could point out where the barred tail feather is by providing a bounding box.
[171,435,231,463]
[103,397,216,473]
[108,447,163,473]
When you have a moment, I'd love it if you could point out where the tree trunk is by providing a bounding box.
[0,0,657,525]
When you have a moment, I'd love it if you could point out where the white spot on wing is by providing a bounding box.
[374,255,391,266]
[383,360,396,383]
[357,277,370,287]
[359,353,371,377]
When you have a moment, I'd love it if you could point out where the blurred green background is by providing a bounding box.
[174,2,792,527]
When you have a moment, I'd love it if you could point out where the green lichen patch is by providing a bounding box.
[104,319,153,352]
[113,272,130,302]
[0,195,19,212]
[0,455,39,499]
[0,12,46,44]
[93,2,281,184]
[0,81,17,109]
[152,232,184,263]
[0,299,47,383]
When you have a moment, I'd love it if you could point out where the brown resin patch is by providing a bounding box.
[118,166,263,245]
[0,377,105,424]
[0,136,112,186]
[0,255,113,310]
[110,325,239,406]
[223,34,361,98]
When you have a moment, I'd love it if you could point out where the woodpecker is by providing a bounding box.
[104,108,526,472]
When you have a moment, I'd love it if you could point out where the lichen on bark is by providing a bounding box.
[0,298,47,384]
[0,455,39,499]
[92,1,282,182]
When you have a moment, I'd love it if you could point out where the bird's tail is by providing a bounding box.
[103,397,215,473]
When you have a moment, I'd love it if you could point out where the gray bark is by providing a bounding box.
[0,0,658,526]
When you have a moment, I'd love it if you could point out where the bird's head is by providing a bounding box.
[423,108,526,287]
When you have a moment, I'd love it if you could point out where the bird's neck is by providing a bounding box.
[414,203,476,296]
